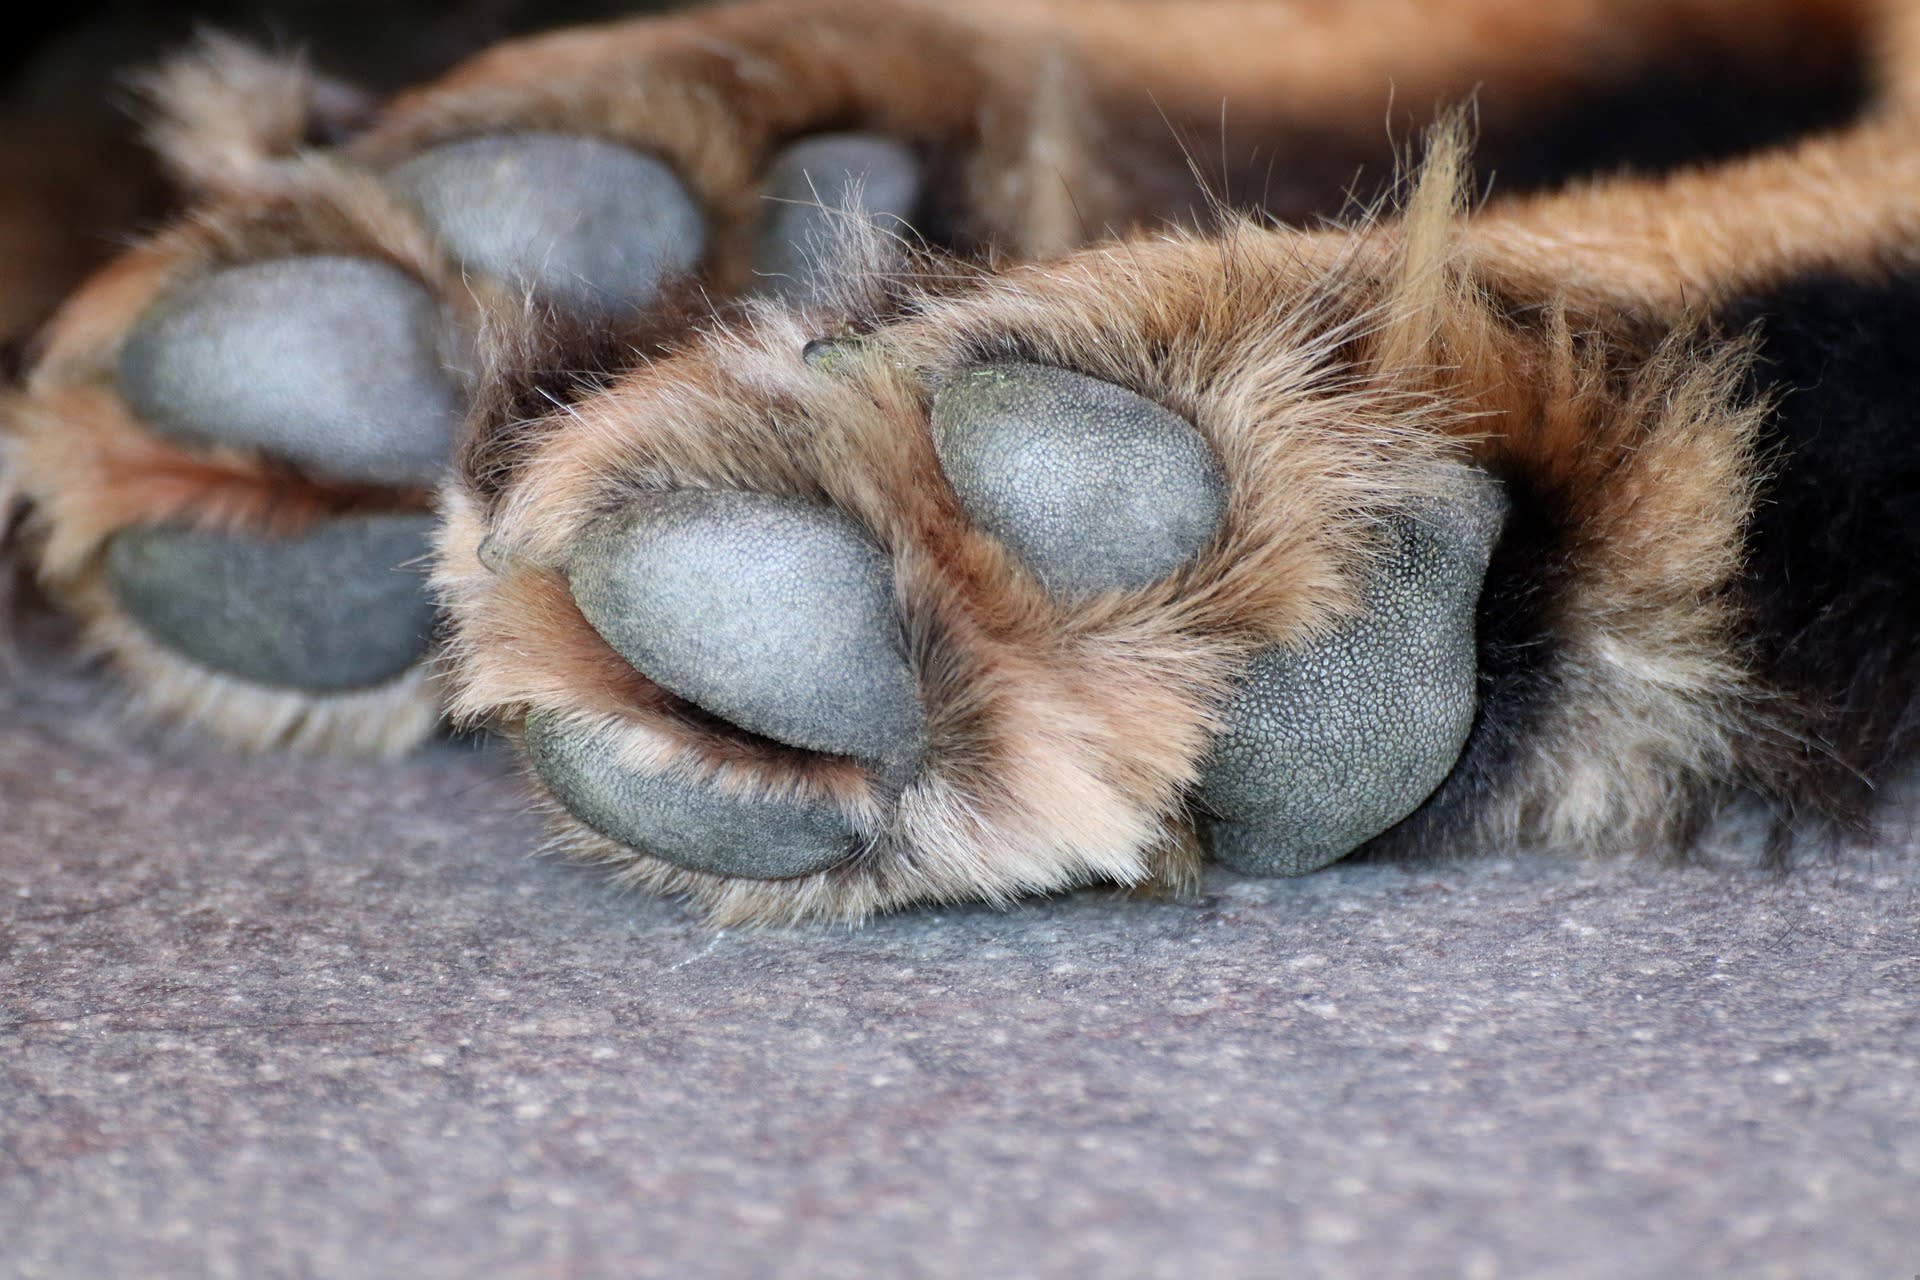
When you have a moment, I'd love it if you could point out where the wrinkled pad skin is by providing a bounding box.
[930,364,1228,597]
[752,134,921,305]
[117,257,462,488]
[565,491,925,777]
[1199,468,1509,875]
[388,133,705,315]
[104,514,439,692]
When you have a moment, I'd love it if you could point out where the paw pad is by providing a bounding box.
[104,514,439,692]
[117,257,462,487]
[930,364,1227,596]
[752,134,920,304]
[388,132,706,315]
[525,713,860,880]
[1198,467,1508,874]
[564,491,926,778]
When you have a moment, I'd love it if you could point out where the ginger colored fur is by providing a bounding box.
[436,114,1813,921]
[6,159,477,752]
[436,2,1920,920]
[6,0,1919,915]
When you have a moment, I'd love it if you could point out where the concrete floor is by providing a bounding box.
[4,629,1918,1279]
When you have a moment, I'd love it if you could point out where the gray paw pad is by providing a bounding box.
[104,514,438,692]
[388,133,705,315]
[751,133,921,305]
[525,713,858,879]
[117,257,462,488]
[1198,468,1508,875]
[564,491,925,777]
[930,364,1227,597]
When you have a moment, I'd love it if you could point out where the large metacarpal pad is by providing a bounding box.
[1198,467,1508,875]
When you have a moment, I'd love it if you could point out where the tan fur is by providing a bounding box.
[8,137,487,754]
[10,0,1895,760]
[440,88,1920,920]
[76,581,442,756]
[353,0,1886,246]
[435,126,1797,920]
[7,0,1918,918]
[134,32,378,197]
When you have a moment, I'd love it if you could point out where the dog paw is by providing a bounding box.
[438,231,1510,921]
[8,33,931,753]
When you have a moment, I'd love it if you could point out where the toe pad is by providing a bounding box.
[389,133,705,315]
[565,491,925,777]
[752,133,921,305]
[931,364,1227,597]
[118,257,462,488]
[105,514,438,692]
[526,714,858,880]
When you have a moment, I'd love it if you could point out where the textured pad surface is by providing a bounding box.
[751,133,921,305]
[565,491,925,776]
[104,514,438,692]
[118,257,462,488]
[931,364,1227,597]
[1199,468,1508,874]
[389,133,705,315]
[525,714,858,879]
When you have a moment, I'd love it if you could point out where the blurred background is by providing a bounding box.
[0,0,677,365]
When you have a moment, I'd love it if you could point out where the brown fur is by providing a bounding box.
[10,0,1864,759]
[4,147,496,751]
[443,71,1920,919]
[6,0,1918,916]
[438,111,1808,921]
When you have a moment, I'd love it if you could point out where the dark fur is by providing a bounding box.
[1727,271,1920,832]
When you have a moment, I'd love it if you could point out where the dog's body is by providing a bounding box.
[6,0,1918,920]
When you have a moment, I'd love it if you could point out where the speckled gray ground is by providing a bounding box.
[3,622,1917,1280]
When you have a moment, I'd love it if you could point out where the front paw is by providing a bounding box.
[7,31,932,753]
[437,229,1511,920]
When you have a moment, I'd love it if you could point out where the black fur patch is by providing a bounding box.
[1721,271,1920,826]
[1386,272,1920,858]
[456,280,716,510]
[1129,19,1871,229]
[1474,51,1869,196]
